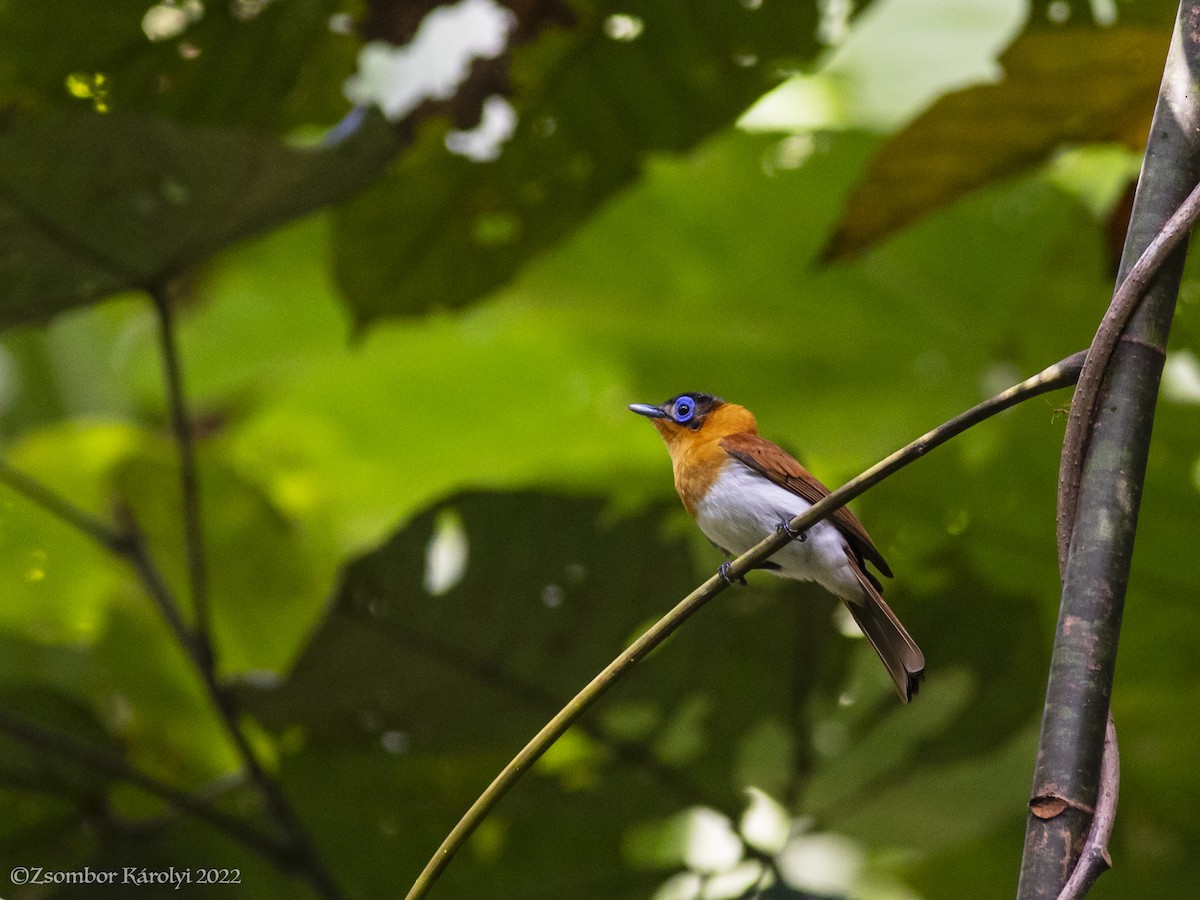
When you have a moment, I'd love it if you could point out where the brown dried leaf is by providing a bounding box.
[824,25,1171,260]
[1030,794,1070,819]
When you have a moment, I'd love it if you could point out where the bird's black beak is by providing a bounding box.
[628,403,668,419]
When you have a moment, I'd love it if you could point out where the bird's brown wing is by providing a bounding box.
[719,432,893,578]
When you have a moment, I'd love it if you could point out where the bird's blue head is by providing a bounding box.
[629,392,724,430]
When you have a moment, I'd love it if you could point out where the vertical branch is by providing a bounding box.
[150,280,210,637]
[5,281,343,898]
[1017,6,1200,898]
[145,282,344,899]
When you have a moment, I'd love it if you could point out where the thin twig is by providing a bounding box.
[114,503,208,665]
[0,707,287,861]
[1056,179,1200,573]
[193,663,345,895]
[0,459,127,552]
[1056,713,1119,900]
[404,349,1088,900]
[150,280,210,636]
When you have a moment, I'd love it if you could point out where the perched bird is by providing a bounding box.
[630,392,924,701]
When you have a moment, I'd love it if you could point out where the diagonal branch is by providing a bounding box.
[150,280,211,638]
[403,349,1087,900]
[1055,178,1200,572]
[0,458,127,552]
[1056,714,1119,900]
[378,618,720,809]
[0,460,198,654]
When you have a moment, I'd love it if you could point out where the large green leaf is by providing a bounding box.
[0,0,356,130]
[332,0,838,322]
[0,110,395,327]
[109,127,1110,572]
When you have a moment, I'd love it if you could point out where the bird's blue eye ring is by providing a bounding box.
[673,397,695,423]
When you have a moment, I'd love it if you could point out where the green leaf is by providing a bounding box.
[332,0,835,322]
[0,110,396,327]
[112,444,338,675]
[0,422,144,642]
[0,0,356,130]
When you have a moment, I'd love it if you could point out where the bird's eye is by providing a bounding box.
[673,397,695,423]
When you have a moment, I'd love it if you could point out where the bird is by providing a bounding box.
[630,392,924,702]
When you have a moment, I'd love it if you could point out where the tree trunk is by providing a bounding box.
[1017,5,1200,897]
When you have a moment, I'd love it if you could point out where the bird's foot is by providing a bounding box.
[718,562,746,586]
[776,517,807,542]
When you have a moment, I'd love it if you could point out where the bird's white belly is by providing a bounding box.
[694,461,860,601]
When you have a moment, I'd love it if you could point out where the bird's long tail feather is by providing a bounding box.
[843,555,925,702]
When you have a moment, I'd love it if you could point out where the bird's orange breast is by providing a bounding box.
[669,437,732,517]
[652,402,758,517]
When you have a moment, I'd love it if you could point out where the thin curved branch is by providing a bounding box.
[1056,179,1200,573]
[1056,713,1119,900]
[404,349,1087,900]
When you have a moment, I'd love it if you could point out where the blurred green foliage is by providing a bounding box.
[0,0,1197,899]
